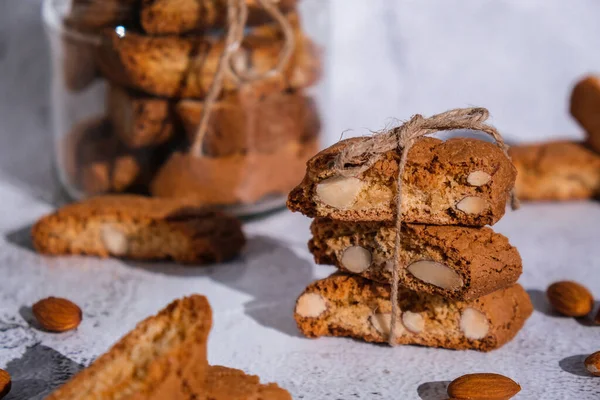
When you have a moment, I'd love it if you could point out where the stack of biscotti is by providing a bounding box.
[62,0,322,204]
[287,136,534,351]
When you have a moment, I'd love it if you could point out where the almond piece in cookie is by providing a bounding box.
[31,195,245,264]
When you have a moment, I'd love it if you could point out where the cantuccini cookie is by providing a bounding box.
[140,0,298,35]
[294,274,532,352]
[570,75,600,154]
[309,218,522,301]
[107,84,320,155]
[32,195,246,264]
[151,137,319,205]
[509,141,600,201]
[95,19,322,99]
[64,117,159,195]
[107,85,178,149]
[288,137,517,226]
[205,366,291,400]
[47,295,212,400]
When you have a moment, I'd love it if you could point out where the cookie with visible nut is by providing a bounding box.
[509,141,600,201]
[46,295,212,399]
[295,273,532,352]
[309,218,522,301]
[31,195,246,264]
[288,137,517,226]
[140,0,298,35]
[95,15,322,99]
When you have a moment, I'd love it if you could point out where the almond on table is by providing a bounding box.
[546,281,594,317]
[447,373,521,400]
[288,137,516,227]
[31,195,246,264]
[32,297,82,332]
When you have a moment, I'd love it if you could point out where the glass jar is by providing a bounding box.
[42,0,329,216]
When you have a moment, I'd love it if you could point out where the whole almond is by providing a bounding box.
[0,369,11,398]
[546,281,594,317]
[448,373,521,400]
[585,351,600,376]
[32,297,82,332]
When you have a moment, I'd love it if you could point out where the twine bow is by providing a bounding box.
[190,0,296,157]
[333,107,519,345]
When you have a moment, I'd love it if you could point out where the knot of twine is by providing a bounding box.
[333,107,519,346]
[190,0,296,157]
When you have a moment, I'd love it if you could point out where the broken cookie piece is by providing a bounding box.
[205,366,292,400]
[32,195,246,264]
[294,273,532,352]
[288,137,516,226]
[309,218,522,301]
[46,295,212,399]
[509,141,600,201]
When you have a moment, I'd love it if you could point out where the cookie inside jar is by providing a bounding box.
[45,0,328,216]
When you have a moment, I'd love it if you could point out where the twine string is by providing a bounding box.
[190,0,295,157]
[333,107,519,345]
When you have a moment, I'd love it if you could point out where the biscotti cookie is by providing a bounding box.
[176,89,321,156]
[95,22,322,99]
[140,0,298,35]
[107,84,320,154]
[205,366,291,400]
[570,75,600,153]
[509,141,600,201]
[309,218,522,301]
[32,195,246,264]
[295,274,532,352]
[288,137,517,226]
[151,137,319,205]
[107,85,178,149]
[47,295,212,399]
[66,117,156,195]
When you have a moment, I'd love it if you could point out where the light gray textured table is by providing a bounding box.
[1,1,600,399]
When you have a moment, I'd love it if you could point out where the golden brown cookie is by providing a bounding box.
[107,85,178,149]
[570,75,600,153]
[46,295,212,399]
[309,218,522,301]
[151,137,319,206]
[95,19,322,99]
[107,84,320,154]
[63,117,157,195]
[140,0,298,35]
[32,195,246,264]
[288,137,517,226]
[509,141,600,201]
[205,366,292,400]
[295,273,533,352]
